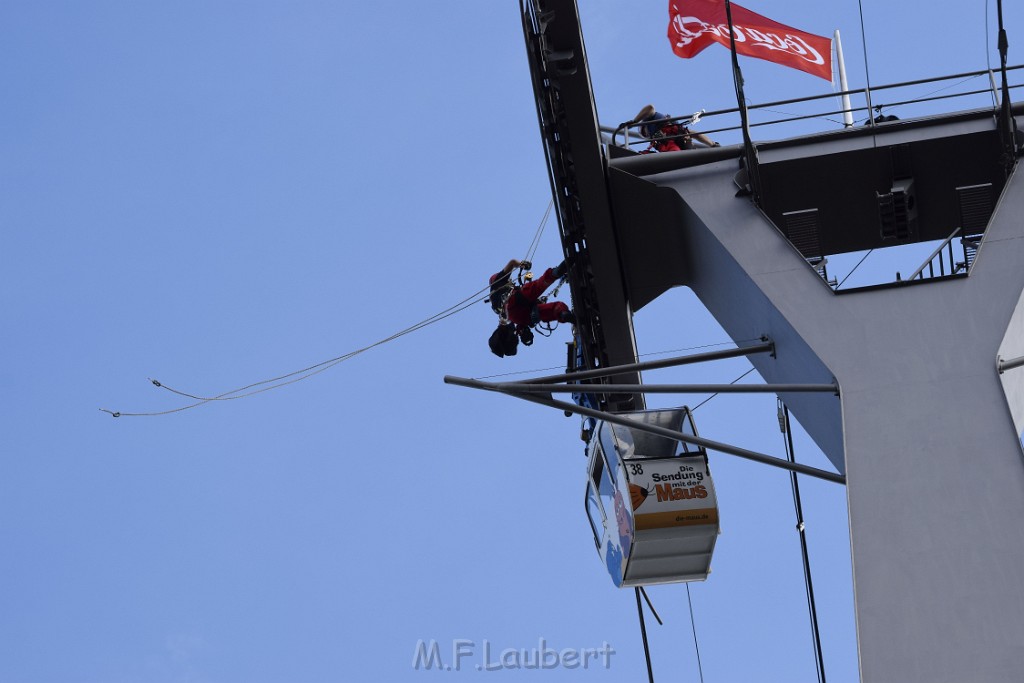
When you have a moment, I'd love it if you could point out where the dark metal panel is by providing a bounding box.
[760,129,1006,256]
[607,168,690,311]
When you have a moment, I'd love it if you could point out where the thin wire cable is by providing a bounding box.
[873,73,985,118]
[103,197,561,417]
[632,337,764,364]
[473,339,760,380]
[475,363,574,380]
[160,287,486,400]
[747,99,846,127]
[105,194,567,418]
[986,0,993,74]
[835,249,874,289]
[635,588,656,683]
[639,587,664,626]
[100,283,492,417]
[781,402,827,683]
[985,0,1000,108]
[691,367,756,411]
[857,0,876,134]
[685,584,706,683]
[524,199,553,264]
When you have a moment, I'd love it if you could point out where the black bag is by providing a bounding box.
[488,272,512,315]
[518,325,534,346]
[488,323,519,358]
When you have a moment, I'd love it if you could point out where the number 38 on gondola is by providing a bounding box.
[584,407,720,587]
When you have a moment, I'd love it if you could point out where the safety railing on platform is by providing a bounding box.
[612,65,1023,152]
[905,228,964,281]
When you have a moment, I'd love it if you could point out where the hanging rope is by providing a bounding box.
[523,199,553,264]
[101,198,563,418]
[100,281,493,417]
[639,587,664,626]
[634,588,656,683]
[779,400,827,683]
[685,584,706,683]
[632,583,705,683]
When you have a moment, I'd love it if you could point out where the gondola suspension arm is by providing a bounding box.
[444,375,846,485]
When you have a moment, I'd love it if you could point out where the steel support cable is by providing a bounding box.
[638,587,664,626]
[100,282,492,417]
[523,199,553,264]
[634,585,706,683]
[987,0,993,70]
[857,0,876,138]
[634,584,704,683]
[635,588,656,683]
[745,98,847,127]
[779,400,827,683]
[865,74,989,122]
[835,249,874,289]
[749,69,988,128]
[685,584,706,683]
[723,0,761,201]
[691,367,756,411]
[996,0,1018,175]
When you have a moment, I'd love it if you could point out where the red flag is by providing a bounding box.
[668,0,833,81]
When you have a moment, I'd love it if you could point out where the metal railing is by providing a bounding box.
[906,228,964,281]
[612,65,1023,151]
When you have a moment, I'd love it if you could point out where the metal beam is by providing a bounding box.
[998,354,1024,373]
[487,381,838,395]
[444,375,846,485]
[523,340,775,385]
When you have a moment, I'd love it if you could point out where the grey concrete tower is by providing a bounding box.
[522,0,1024,680]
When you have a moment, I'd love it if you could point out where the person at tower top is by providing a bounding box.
[625,104,720,153]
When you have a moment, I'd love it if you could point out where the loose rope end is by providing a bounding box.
[99,408,121,418]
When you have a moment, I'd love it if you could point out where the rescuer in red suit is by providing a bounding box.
[488,258,574,345]
[626,104,719,153]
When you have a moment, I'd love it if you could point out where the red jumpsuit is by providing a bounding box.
[651,124,693,152]
[504,267,569,328]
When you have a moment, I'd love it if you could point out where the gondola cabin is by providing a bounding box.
[584,408,720,587]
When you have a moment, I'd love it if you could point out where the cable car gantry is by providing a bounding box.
[450,1,1024,681]
[498,0,1024,681]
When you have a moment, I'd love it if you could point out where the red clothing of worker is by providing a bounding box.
[650,123,692,153]
[503,267,570,328]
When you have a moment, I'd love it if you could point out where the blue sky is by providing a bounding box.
[2,1,1020,681]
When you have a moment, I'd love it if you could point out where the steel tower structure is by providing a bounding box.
[520,0,1024,680]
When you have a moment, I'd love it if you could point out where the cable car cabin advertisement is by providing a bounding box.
[626,458,719,531]
[586,445,635,588]
[585,410,721,588]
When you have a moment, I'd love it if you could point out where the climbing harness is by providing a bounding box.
[493,261,571,339]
